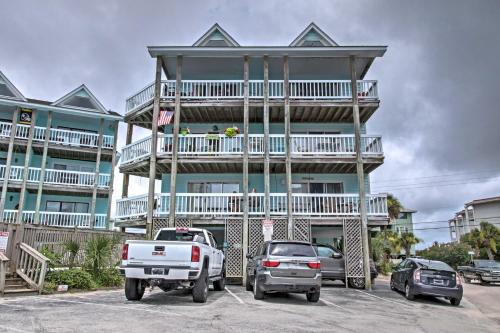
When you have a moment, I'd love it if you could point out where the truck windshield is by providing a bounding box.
[156,230,205,242]
[269,243,316,257]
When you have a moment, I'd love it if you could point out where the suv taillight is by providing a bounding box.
[121,244,129,260]
[456,274,462,286]
[307,262,321,269]
[262,259,280,267]
[413,269,421,283]
[191,245,200,262]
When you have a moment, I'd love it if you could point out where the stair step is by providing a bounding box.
[4,284,27,290]
[3,288,38,296]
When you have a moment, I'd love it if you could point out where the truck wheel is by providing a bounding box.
[213,264,226,291]
[253,275,264,300]
[245,273,253,291]
[306,290,320,302]
[192,268,209,303]
[480,277,490,286]
[125,278,144,301]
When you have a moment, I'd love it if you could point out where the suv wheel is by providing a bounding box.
[306,290,320,303]
[405,282,415,301]
[245,273,253,291]
[253,275,264,300]
[125,278,144,301]
[213,264,226,291]
[192,267,209,303]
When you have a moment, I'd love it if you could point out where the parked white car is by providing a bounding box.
[121,227,225,303]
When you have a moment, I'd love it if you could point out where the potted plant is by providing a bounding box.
[224,126,240,138]
[180,127,190,136]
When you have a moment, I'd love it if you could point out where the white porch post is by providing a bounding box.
[90,118,104,228]
[0,108,19,218]
[34,111,52,224]
[242,55,250,286]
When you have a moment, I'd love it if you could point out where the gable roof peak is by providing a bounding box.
[193,23,240,47]
[0,70,27,101]
[290,22,338,47]
[52,84,108,114]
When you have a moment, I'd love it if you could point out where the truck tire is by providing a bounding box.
[192,268,209,303]
[213,263,226,291]
[306,290,320,302]
[125,278,144,301]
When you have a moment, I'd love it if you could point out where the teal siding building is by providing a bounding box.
[0,71,121,228]
[115,24,388,279]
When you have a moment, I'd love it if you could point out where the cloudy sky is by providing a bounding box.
[1,0,499,248]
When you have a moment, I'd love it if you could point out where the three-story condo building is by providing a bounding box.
[115,23,388,283]
[0,70,121,229]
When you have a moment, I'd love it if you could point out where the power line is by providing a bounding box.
[372,176,500,191]
[373,175,500,190]
[371,168,500,184]
[413,222,500,231]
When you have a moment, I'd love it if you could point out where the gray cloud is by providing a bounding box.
[1,0,499,247]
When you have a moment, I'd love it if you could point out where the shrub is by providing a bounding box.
[376,260,395,275]
[41,246,62,269]
[95,268,123,287]
[46,268,97,290]
[416,242,471,269]
[84,235,120,277]
[42,281,58,294]
[63,239,80,269]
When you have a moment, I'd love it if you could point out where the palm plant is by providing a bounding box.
[387,194,403,222]
[398,232,422,257]
[373,230,401,261]
[84,235,119,277]
[460,221,499,260]
[64,239,80,269]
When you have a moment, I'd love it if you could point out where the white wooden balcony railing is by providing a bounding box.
[115,193,388,219]
[0,165,110,188]
[2,210,107,228]
[120,134,383,165]
[125,80,379,113]
[0,121,114,149]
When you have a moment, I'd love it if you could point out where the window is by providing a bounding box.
[156,229,206,242]
[45,201,89,213]
[398,212,408,219]
[188,182,239,193]
[268,242,316,257]
[0,158,6,165]
[405,260,415,269]
[292,182,344,194]
[316,246,335,258]
[208,234,217,248]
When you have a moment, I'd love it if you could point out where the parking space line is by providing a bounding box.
[354,290,414,308]
[30,296,184,317]
[320,298,348,311]
[225,287,245,304]
[0,325,32,333]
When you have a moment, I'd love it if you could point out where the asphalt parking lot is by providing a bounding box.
[0,278,499,333]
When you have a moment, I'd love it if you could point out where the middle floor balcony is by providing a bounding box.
[0,165,110,196]
[115,192,388,221]
[120,133,383,175]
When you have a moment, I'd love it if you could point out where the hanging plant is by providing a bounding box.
[224,126,240,138]
[180,127,191,136]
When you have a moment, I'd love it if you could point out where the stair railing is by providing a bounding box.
[15,243,49,294]
[0,252,9,296]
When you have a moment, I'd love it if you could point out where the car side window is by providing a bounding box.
[260,243,268,256]
[208,234,217,249]
[317,246,334,258]
[405,260,414,269]
[397,260,407,270]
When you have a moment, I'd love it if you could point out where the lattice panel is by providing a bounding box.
[343,218,365,278]
[249,219,264,256]
[272,219,288,241]
[293,219,311,242]
[152,218,169,235]
[175,218,192,228]
[225,218,243,278]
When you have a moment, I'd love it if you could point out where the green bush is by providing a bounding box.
[376,260,395,275]
[416,242,471,269]
[41,246,62,269]
[95,268,123,287]
[84,234,120,277]
[46,268,97,290]
[42,281,58,294]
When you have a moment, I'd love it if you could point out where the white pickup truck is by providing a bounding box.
[121,227,225,303]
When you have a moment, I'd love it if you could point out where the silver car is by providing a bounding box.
[245,240,322,302]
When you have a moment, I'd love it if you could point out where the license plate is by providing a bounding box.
[151,268,169,275]
[433,279,444,285]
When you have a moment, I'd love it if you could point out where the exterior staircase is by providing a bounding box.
[2,274,38,296]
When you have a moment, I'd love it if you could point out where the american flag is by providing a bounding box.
[158,110,174,126]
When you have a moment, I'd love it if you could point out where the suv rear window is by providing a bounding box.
[269,243,316,257]
[156,230,205,242]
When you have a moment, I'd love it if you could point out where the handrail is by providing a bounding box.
[16,242,50,294]
[0,252,9,296]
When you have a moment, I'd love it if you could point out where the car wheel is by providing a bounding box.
[348,277,365,289]
[253,274,264,300]
[192,268,209,303]
[405,282,415,301]
[125,278,144,301]
[213,264,226,291]
[245,273,253,291]
[480,276,490,286]
[450,298,461,306]
[306,290,320,303]
[390,277,396,291]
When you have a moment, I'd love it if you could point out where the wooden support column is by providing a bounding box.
[106,121,120,229]
[350,55,371,291]
[168,56,182,229]
[34,111,52,224]
[263,56,271,220]
[90,118,104,229]
[147,57,164,238]
[16,110,37,224]
[283,56,293,239]
[242,55,250,286]
[0,108,19,218]
[121,122,134,198]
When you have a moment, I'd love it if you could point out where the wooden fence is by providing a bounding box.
[0,222,144,271]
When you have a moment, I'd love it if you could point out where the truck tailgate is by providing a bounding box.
[126,240,194,266]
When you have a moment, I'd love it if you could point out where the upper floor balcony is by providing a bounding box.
[115,192,388,221]
[0,165,110,191]
[125,80,379,123]
[2,209,106,229]
[0,121,115,160]
[119,133,383,174]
